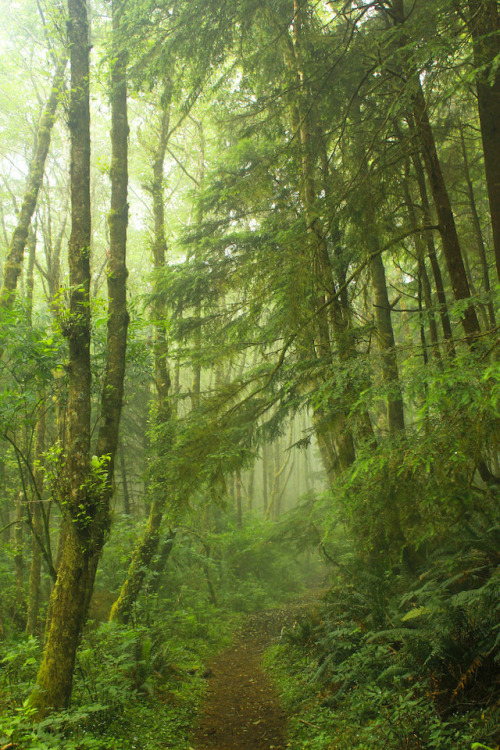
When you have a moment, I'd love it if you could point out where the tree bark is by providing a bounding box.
[13,491,24,615]
[411,81,481,342]
[0,58,66,310]
[110,86,172,624]
[370,250,405,432]
[30,0,128,713]
[30,0,92,713]
[26,405,46,636]
[289,6,358,470]
[388,0,480,343]
[402,168,441,360]
[410,142,456,355]
[262,441,269,513]
[459,121,496,328]
[109,498,163,623]
[466,0,500,281]
[351,95,404,433]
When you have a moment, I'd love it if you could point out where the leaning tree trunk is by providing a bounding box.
[0,58,66,310]
[110,86,173,625]
[30,0,128,714]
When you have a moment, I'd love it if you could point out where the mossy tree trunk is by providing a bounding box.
[110,86,173,625]
[30,0,128,714]
[0,58,66,310]
[30,0,92,712]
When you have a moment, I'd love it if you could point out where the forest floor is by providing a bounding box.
[191,595,322,750]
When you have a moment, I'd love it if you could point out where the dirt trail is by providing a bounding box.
[192,600,319,750]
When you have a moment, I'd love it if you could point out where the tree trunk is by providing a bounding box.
[459,121,496,328]
[410,146,456,356]
[402,168,441,360]
[351,95,404,433]
[31,0,128,713]
[389,0,481,342]
[145,529,177,595]
[246,466,254,511]
[190,119,205,411]
[0,58,66,310]
[412,82,480,342]
[25,226,37,323]
[288,8,358,470]
[119,441,131,515]
[370,251,405,432]
[262,441,268,513]
[466,0,500,280]
[30,0,92,712]
[235,470,243,527]
[26,406,46,636]
[109,498,163,623]
[13,491,24,612]
[110,86,172,624]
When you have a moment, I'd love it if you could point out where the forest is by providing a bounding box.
[0,0,499,748]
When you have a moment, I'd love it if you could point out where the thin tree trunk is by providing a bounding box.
[262,441,268,513]
[370,249,405,432]
[110,85,172,624]
[190,120,205,411]
[417,264,429,365]
[13,491,24,609]
[402,168,440,359]
[26,226,37,323]
[246,466,254,511]
[391,0,480,342]
[412,82,481,342]
[0,58,66,309]
[351,94,404,432]
[146,529,176,594]
[459,121,496,327]
[119,441,131,515]
[289,34,357,469]
[410,147,456,355]
[466,0,500,281]
[235,470,243,527]
[26,405,46,636]
[109,499,163,623]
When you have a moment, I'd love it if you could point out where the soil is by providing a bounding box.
[192,601,318,750]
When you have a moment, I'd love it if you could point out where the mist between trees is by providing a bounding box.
[0,0,499,748]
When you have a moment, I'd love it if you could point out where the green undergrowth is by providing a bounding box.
[265,545,500,750]
[0,601,237,749]
[0,514,316,749]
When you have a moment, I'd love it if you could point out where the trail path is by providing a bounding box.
[192,601,318,750]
